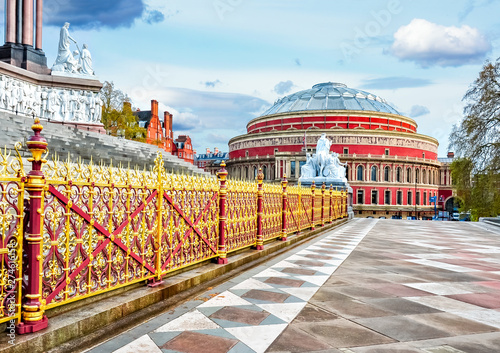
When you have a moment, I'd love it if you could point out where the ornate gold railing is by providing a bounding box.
[2,119,348,334]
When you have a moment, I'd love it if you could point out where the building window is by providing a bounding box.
[384,166,390,182]
[245,150,249,157]
[424,192,427,205]
[415,169,420,183]
[357,190,364,204]
[179,152,182,157]
[397,191,402,205]
[371,166,377,181]
[245,167,248,179]
[357,165,364,181]
[396,167,402,183]
[274,148,278,154]
[407,191,412,205]
[346,165,349,181]
[384,190,391,205]
[407,168,412,183]
[385,149,389,156]
[299,161,306,177]
[262,165,267,180]
[371,190,378,204]
[416,191,420,205]
[290,161,296,178]
[343,147,349,155]
[422,152,425,158]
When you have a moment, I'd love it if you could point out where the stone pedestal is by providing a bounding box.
[0,44,50,74]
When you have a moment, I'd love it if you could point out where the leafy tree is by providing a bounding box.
[100,81,146,141]
[449,59,500,219]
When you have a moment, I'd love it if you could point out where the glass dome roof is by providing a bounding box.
[261,82,400,116]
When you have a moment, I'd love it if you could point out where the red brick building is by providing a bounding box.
[172,135,194,165]
[227,82,457,219]
[134,100,193,164]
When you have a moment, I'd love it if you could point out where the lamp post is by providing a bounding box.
[415,171,417,220]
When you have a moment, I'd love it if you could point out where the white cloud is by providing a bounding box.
[274,80,294,95]
[409,105,430,117]
[391,19,491,67]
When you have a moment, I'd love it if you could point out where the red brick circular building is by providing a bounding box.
[227,82,453,219]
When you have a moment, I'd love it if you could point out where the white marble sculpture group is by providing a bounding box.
[52,22,95,76]
[0,74,103,123]
[300,133,347,183]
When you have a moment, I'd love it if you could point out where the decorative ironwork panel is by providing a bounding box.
[313,193,322,225]
[299,187,313,231]
[262,183,282,241]
[0,145,25,324]
[324,193,331,223]
[225,180,257,252]
[41,158,159,309]
[285,185,301,234]
[159,174,219,273]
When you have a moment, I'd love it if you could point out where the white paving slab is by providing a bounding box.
[154,309,219,332]
[113,335,162,353]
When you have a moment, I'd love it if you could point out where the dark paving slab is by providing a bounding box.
[161,331,238,353]
[241,289,290,303]
[209,306,269,325]
[280,267,316,276]
[446,292,500,309]
[266,326,334,352]
[289,318,396,347]
[292,304,339,323]
[264,277,306,287]
[366,297,443,315]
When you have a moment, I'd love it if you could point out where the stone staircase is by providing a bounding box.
[0,112,208,175]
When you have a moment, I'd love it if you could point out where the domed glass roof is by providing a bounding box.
[262,82,400,116]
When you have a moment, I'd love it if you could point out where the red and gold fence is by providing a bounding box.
[0,145,24,325]
[5,120,348,334]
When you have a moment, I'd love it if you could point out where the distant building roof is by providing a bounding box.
[438,157,454,163]
[195,152,229,161]
[134,110,152,129]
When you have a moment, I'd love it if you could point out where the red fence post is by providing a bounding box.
[321,183,326,227]
[310,181,316,230]
[256,168,264,250]
[217,161,229,264]
[329,184,333,222]
[17,118,49,334]
[281,175,288,241]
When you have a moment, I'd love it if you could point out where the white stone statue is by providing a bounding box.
[52,22,78,73]
[299,133,347,183]
[300,153,317,178]
[80,44,95,76]
[316,133,331,177]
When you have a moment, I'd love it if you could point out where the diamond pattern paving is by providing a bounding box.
[87,220,500,353]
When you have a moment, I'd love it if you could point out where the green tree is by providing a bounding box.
[449,59,500,219]
[100,81,146,141]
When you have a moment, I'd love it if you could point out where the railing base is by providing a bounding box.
[147,278,164,288]
[16,315,48,335]
[217,257,229,264]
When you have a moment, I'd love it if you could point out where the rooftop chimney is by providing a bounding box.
[206,148,211,154]
[447,152,455,158]
[215,147,219,154]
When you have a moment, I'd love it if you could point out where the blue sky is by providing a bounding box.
[10,0,500,155]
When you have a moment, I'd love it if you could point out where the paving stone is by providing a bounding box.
[161,331,238,353]
[264,277,306,288]
[209,306,270,325]
[366,297,443,315]
[446,293,500,309]
[294,318,395,347]
[354,315,450,341]
[266,326,333,352]
[241,289,290,303]
[292,304,339,323]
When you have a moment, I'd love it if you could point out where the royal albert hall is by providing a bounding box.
[227,82,455,219]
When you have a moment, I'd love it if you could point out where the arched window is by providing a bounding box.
[407,168,412,183]
[396,167,402,183]
[253,166,258,179]
[245,167,249,180]
[384,166,390,182]
[346,166,349,181]
[357,165,364,181]
[415,169,420,184]
[422,169,427,184]
[262,165,267,180]
[371,166,378,181]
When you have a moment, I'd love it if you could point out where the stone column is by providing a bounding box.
[35,0,43,49]
[16,0,23,44]
[6,0,16,43]
[22,0,34,46]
